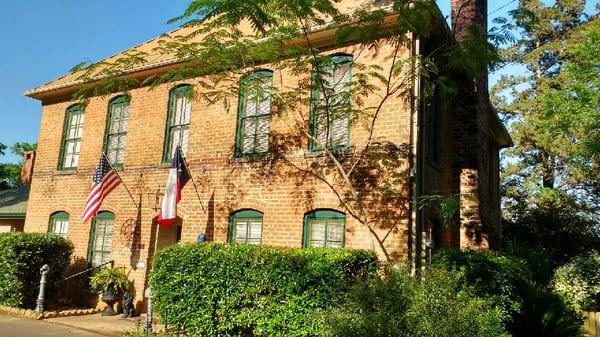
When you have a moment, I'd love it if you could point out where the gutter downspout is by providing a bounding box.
[409,34,423,275]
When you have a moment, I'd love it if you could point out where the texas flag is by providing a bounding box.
[157,146,191,227]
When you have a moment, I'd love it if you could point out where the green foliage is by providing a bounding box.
[150,243,378,337]
[0,163,21,190]
[552,251,600,312]
[0,232,73,308]
[324,265,509,337]
[433,249,531,319]
[0,141,37,190]
[10,142,36,158]
[418,193,477,227]
[502,188,599,268]
[89,267,131,295]
[433,249,583,337]
[494,3,600,253]
[123,330,176,337]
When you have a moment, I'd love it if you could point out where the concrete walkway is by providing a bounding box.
[46,313,142,337]
[0,313,105,337]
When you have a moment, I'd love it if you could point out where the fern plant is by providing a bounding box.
[89,267,131,294]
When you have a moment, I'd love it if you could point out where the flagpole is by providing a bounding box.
[181,154,207,214]
[101,152,140,210]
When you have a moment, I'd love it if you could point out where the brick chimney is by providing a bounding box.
[451,0,487,45]
[20,151,36,185]
[449,0,499,250]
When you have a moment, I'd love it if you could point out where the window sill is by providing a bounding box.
[230,152,271,164]
[55,169,77,175]
[304,146,352,158]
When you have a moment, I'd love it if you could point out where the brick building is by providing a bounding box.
[23,0,510,307]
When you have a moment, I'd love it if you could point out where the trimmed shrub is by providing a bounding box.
[0,232,73,308]
[552,250,600,312]
[150,243,378,337]
[324,265,509,337]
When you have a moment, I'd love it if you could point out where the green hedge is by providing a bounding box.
[0,232,73,308]
[150,243,378,337]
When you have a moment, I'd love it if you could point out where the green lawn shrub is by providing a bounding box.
[324,265,509,337]
[150,243,378,337]
[0,232,73,308]
[552,250,600,312]
[433,249,582,337]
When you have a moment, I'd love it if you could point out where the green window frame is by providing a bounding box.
[48,211,69,238]
[87,211,114,267]
[235,70,273,157]
[163,85,192,162]
[59,104,85,170]
[104,96,130,166]
[228,209,263,244]
[303,209,346,248]
[309,54,353,151]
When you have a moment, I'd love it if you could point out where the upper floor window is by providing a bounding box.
[163,85,192,162]
[88,211,114,267]
[49,211,69,238]
[303,209,346,248]
[105,96,130,166]
[59,104,85,170]
[235,70,273,157]
[310,54,353,151]
[228,209,263,244]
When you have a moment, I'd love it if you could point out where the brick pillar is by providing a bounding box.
[450,0,497,250]
[20,151,36,185]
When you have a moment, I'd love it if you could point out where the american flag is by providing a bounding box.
[82,154,121,224]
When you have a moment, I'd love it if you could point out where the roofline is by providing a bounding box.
[0,213,26,219]
[25,4,416,100]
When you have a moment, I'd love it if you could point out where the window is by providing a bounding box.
[228,209,263,244]
[303,209,345,248]
[88,211,114,267]
[48,212,69,238]
[310,54,352,150]
[59,104,85,170]
[235,70,273,156]
[104,96,130,166]
[163,85,192,162]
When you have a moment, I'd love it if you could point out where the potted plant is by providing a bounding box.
[89,267,131,316]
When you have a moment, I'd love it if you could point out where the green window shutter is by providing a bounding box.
[309,54,352,151]
[87,211,115,267]
[58,104,85,170]
[104,96,130,166]
[163,85,192,162]
[229,209,263,244]
[235,70,273,157]
[303,209,346,248]
[48,211,69,238]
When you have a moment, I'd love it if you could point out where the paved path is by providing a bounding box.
[0,314,105,337]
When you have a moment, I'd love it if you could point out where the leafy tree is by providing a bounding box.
[0,142,37,190]
[69,0,505,261]
[493,1,600,263]
[10,142,36,159]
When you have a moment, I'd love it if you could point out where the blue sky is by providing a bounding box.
[0,0,522,164]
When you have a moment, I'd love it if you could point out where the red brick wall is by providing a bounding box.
[24,41,414,304]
